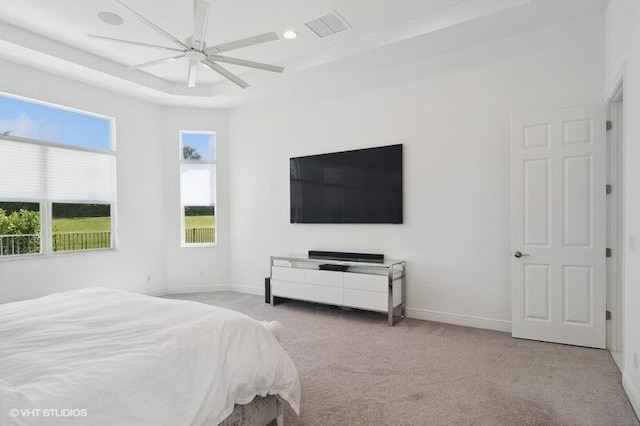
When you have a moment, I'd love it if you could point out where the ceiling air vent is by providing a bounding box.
[304,11,351,38]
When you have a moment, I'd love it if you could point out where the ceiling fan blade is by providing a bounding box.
[205,32,279,54]
[201,60,249,89]
[88,35,185,52]
[130,54,185,69]
[114,0,188,50]
[207,55,284,73]
[187,59,199,88]
[192,0,211,50]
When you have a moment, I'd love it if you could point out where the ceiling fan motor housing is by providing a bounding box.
[185,49,206,61]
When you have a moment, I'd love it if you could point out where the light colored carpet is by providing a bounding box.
[165,292,639,426]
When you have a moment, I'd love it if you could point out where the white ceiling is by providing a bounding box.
[0,0,608,108]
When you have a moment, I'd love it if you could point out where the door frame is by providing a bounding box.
[606,70,625,369]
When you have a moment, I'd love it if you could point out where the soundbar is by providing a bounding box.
[308,250,384,263]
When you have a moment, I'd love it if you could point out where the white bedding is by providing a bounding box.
[0,288,300,425]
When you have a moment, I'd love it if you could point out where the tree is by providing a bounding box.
[0,208,41,255]
[1,130,11,136]
[183,145,202,160]
[0,208,40,235]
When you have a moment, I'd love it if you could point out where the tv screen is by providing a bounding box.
[290,144,403,224]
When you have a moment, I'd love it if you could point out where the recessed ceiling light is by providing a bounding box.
[98,11,124,26]
[283,30,298,40]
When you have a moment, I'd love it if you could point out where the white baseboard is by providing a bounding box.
[147,284,260,297]
[231,284,263,295]
[406,307,511,333]
[148,284,232,296]
[623,372,640,420]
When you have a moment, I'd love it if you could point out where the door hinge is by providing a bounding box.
[606,247,612,258]
[606,121,613,131]
[606,184,612,195]
[606,310,611,320]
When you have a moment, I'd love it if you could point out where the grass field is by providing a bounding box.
[183,215,215,228]
[52,216,216,232]
[2,215,217,255]
[53,217,111,232]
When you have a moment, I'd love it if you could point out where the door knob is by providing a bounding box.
[514,251,529,258]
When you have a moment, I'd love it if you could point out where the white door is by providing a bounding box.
[511,105,606,348]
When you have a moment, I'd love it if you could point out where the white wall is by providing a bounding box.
[162,106,231,292]
[0,59,231,302]
[605,0,640,417]
[228,14,605,330]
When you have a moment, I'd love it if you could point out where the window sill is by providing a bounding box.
[0,247,116,262]
[51,247,117,257]
[0,252,45,262]
[180,242,217,248]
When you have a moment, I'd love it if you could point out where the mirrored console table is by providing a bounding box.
[270,255,406,326]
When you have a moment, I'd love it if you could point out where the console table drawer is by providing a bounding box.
[343,289,387,312]
[305,269,344,288]
[271,280,305,299]
[344,273,387,293]
[306,284,343,305]
[272,266,305,283]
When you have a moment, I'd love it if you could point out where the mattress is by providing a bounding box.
[0,288,300,425]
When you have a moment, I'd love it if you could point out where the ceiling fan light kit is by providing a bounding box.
[97,11,125,26]
[89,0,285,89]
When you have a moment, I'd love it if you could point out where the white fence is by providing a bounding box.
[0,229,214,256]
[0,232,112,256]
[0,234,40,256]
[52,231,111,252]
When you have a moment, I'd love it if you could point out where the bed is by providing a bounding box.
[0,287,300,425]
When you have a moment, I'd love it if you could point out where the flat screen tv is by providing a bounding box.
[290,144,403,224]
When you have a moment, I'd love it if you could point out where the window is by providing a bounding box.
[180,131,216,246]
[0,93,115,258]
[0,202,41,256]
[52,203,112,252]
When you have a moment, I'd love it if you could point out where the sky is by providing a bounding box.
[182,132,215,162]
[0,95,111,150]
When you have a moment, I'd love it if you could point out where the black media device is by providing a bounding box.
[309,250,384,264]
[318,264,350,272]
[290,144,403,224]
[264,277,271,304]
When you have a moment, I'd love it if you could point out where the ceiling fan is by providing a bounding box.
[88,0,284,88]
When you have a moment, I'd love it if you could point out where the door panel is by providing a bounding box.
[563,266,592,324]
[523,124,550,149]
[563,156,592,247]
[563,119,592,146]
[523,264,550,321]
[524,159,551,246]
[512,105,606,348]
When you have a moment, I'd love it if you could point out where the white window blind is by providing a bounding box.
[0,137,116,203]
[180,163,216,206]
